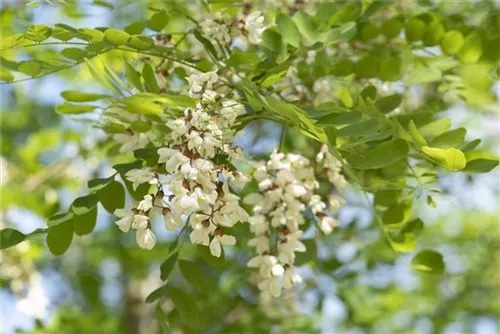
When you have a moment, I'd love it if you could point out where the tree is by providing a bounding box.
[1,1,499,333]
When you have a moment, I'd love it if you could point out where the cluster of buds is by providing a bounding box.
[244,149,346,301]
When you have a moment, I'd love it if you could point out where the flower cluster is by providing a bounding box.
[113,71,250,256]
[244,11,266,44]
[200,16,231,44]
[244,149,346,300]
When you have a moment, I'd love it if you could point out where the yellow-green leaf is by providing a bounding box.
[422,146,467,171]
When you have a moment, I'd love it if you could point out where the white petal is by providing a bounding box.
[209,238,222,257]
[219,235,236,246]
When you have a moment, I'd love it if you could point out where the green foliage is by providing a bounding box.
[1,1,499,333]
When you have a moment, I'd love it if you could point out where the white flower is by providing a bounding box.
[245,11,265,44]
[283,267,302,289]
[318,216,340,235]
[209,233,236,257]
[258,277,282,298]
[189,223,211,245]
[136,228,156,250]
[329,195,346,212]
[166,119,188,138]
[114,208,134,232]
[125,168,157,190]
[137,195,153,212]
[174,194,199,214]
[164,211,184,231]
[132,214,149,229]
[200,19,230,44]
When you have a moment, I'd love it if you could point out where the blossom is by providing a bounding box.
[136,228,156,250]
[209,232,236,257]
[114,208,134,232]
[125,168,157,190]
[132,214,150,229]
[200,19,230,44]
[137,195,153,212]
[245,11,265,44]
[318,216,340,235]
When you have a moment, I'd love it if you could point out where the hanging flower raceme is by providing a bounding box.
[244,148,347,301]
[112,69,249,255]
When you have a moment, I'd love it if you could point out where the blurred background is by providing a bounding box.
[1,1,499,334]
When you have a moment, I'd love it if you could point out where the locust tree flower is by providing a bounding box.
[245,11,266,44]
[209,232,236,257]
[136,228,156,250]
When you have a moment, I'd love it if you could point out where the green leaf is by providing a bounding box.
[440,30,464,55]
[260,29,284,55]
[125,22,147,35]
[46,221,73,256]
[374,189,401,207]
[375,94,402,113]
[463,158,499,173]
[104,28,130,45]
[88,175,115,192]
[167,286,200,322]
[405,18,425,42]
[61,91,109,102]
[461,138,481,152]
[325,21,357,45]
[51,27,75,41]
[331,58,354,76]
[381,18,402,39]
[295,239,317,266]
[354,55,379,78]
[47,211,74,227]
[337,119,381,137]
[422,146,467,171]
[71,194,99,215]
[193,30,219,62]
[85,58,122,95]
[61,48,88,61]
[73,206,97,236]
[408,120,427,148]
[405,65,442,85]
[0,69,14,83]
[410,249,444,274]
[26,2,40,7]
[128,35,155,50]
[79,28,105,43]
[317,111,362,125]
[146,285,168,303]
[418,118,451,138]
[423,21,445,46]
[430,128,466,148]
[56,103,97,114]
[156,304,170,333]
[276,13,301,48]
[0,228,27,250]
[458,32,482,63]
[347,138,410,170]
[379,56,402,81]
[18,61,42,77]
[25,24,51,42]
[148,11,168,32]
[160,252,178,281]
[382,202,412,227]
[226,50,261,71]
[178,260,211,293]
[142,64,160,94]
[130,120,151,133]
[293,11,319,43]
[98,181,125,213]
[125,62,144,91]
[336,87,353,108]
